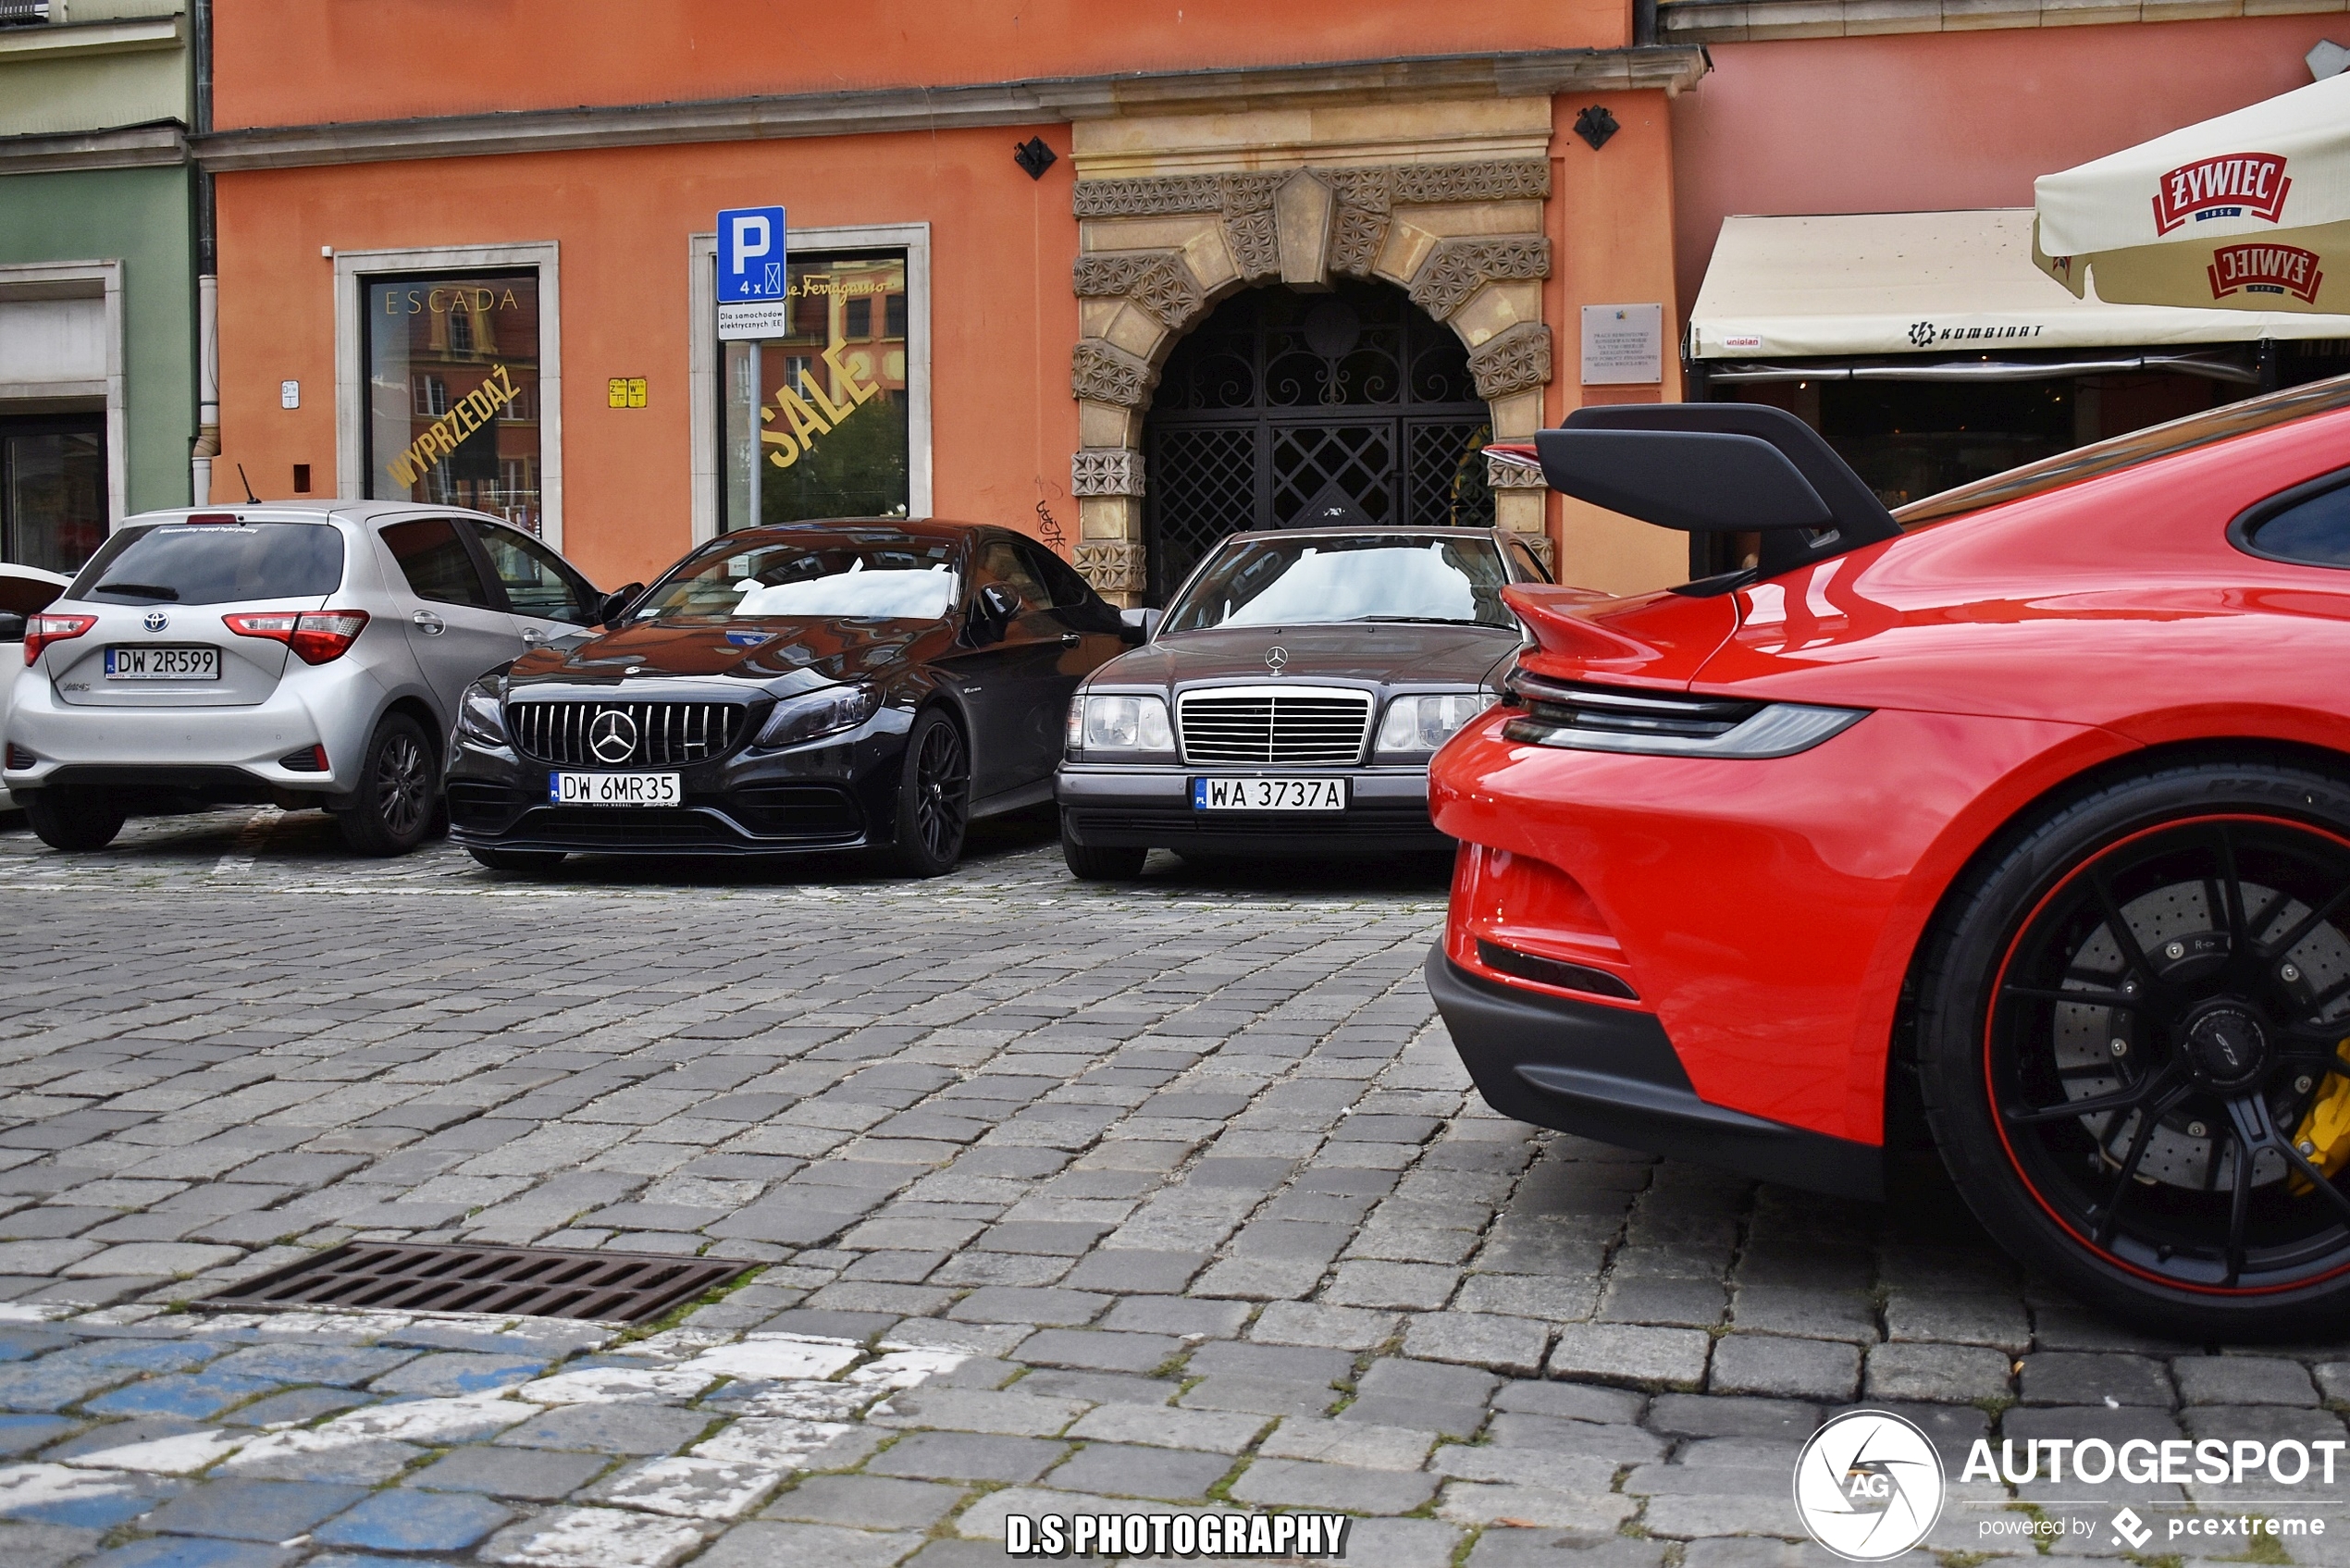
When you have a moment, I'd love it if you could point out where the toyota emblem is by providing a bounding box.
[142,611,169,634]
[1265,646,1288,675]
[588,709,639,764]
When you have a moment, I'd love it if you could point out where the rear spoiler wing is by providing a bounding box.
[1487,403,1900,590]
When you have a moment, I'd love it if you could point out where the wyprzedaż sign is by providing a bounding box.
[717,205,788,341]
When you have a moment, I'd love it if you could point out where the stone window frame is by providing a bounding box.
[333,240,564,548]
[0,258,128,532]
[687,221,933,545]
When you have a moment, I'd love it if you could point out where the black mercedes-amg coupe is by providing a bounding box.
[444,520,1129,875]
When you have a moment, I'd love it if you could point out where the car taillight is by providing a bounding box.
[223,609,371,665]
[24,613,95,666]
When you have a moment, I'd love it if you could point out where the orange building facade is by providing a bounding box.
[202,3,1706,602]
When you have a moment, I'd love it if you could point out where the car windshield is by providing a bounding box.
[69,522,345,607]
[634,532,960,623]
[1160,534,1513,634]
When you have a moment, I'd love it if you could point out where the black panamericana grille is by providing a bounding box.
[510,701,748,768]
[1503,670,1762,743]
[1176,686,1373,766]
[199,1241,748,1324]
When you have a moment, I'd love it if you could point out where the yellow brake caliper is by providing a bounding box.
[2289,1054,2350,1194]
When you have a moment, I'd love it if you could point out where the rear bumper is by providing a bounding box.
[1056,763,1449,855]
[1426,947,1884,1201]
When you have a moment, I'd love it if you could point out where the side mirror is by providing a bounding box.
[0,612,22,643]
[596,583,645,626]
[1119,607,1160,645]
[978,584,1022,622]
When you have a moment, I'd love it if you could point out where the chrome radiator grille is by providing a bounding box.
[510,701,748,768]
[1176,685,1373,766]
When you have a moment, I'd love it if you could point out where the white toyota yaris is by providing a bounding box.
[3,502,608,855]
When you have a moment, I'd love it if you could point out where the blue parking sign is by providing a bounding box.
[717,206,787,302]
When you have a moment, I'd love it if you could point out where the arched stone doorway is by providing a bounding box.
[1143,280,1496,601]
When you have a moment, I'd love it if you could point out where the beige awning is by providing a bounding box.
[1688,209,2350,362]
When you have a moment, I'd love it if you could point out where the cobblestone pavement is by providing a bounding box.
[2,808,2348,1567]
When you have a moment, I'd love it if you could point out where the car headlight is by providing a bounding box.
[456,679,509,747]
[1068,693,1172,756]
[1375,692,1499,758]
[1503,701,1865,759]
[758,684,882,748]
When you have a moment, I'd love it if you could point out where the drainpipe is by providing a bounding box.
[189,0,218,505]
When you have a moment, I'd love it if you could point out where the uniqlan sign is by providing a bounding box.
[2152,152,2291,235]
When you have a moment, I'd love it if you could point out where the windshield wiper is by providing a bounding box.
[93,583,180,601]
[1351,615,1473,625]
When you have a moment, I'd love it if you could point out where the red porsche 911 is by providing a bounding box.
[1437,384,2350,1339]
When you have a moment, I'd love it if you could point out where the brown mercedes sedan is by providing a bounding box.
[1053,526,1551,879]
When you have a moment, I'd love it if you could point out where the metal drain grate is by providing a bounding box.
[196,1243,750,1324]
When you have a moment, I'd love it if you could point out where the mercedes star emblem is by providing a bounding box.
[1265,646,1288,675]
[588,709,639,764]
[142,611,169,634]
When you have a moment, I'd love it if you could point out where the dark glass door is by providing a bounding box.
[1143,281,1494,601]
[0,415,106,575]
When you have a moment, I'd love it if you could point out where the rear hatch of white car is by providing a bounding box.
[44,519,345,708]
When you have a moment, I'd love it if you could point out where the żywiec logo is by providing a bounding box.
[1794,1410,1947,1561]
[2208,242,2325,304]
[2153,153,2291,235]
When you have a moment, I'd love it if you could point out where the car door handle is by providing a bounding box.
[412,611,445,636]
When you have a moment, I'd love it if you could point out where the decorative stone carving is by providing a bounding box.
[1487,452,1550,490]
[1387,159,1551,204]
[1071,252,1203,328]
[1070,159,1548,220]
[1218,172,1284,281]
[1467,321,1553,401]
[1071,174,1223,217]
[1071,340,1159,408]
[1070,448,1145,497]
[1408,236,1552,320]
[1325,168,1393,278]
[1073,539,1146,594]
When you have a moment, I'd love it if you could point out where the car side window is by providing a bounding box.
[973,538,1049,608]
[476,523,598,623]
[1507,539,1552,583]
[1018,540,1095,610]
[2241,481,2350,569]
[379,518,495,608]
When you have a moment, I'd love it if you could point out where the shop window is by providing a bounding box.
[1,416,105,574]
[365,272,543,536]
[722,251,911,529]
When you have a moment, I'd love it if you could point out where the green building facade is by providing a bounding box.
[0,0,200,574]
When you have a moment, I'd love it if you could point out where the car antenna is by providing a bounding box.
[236,463,259,505]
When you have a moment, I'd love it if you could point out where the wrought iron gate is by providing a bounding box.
[1143,281,1495,601]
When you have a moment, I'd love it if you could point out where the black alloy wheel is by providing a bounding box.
[339,713,436,857]
[885,710,970,877]
[467,846,567,873]
[1917,761,2350,1339]
[23,793,126,853]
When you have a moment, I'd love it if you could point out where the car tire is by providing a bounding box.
[1062,828,1145,881]
[883,709,970,878]
[1913,759,2350,1340]
[338,713,437,858]
[24,793,125,852]
[467,846,566,873]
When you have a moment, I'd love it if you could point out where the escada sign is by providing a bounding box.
[2153,153,2291,235]
[2208,241,2325,303]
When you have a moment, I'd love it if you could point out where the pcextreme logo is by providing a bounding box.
[1794,1411,1948,1561]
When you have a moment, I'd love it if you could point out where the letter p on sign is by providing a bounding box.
[717,205,788,302]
